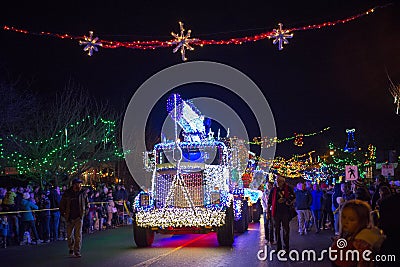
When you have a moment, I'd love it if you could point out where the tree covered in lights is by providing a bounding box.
[321,143,376,179]
[0,82,124,186]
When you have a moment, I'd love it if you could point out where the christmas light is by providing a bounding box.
[168,22,198,61]
[344,129,357,153]
[166,94,206,140]
[79,31,102,56]
[0,116,123,177]
[388,75,400,115]
[294,133,304,146]
[243,188,262,204]
[2,5,388,60]
[134,188,234,228]
[269,23,293,50]
[249,127,330,148]
[135,207,227,228]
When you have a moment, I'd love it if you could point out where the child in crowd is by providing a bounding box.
[333,197,345,236]
[0,215,8,248]
[331,199,385,267]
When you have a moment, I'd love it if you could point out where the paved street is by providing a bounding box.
[0,218,334,267]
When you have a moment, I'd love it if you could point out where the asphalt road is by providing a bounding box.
[0,219,334,267]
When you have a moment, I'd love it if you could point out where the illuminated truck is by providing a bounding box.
[133,94,253,247]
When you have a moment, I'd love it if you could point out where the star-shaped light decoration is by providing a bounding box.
[269,23,293,50]
[388,77,400,115]
[169,22,198,61]
[79,31,102,56]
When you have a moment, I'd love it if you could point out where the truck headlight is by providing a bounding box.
[210,191,221,204]
[140,193,150,207]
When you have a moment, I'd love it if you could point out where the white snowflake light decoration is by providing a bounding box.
[388,77,400,115]
[79,31,102,56]
[269,23,293,50]
[169,22,198,61]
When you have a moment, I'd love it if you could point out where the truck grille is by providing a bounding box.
[155,172,204,208]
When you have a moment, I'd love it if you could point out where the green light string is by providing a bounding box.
[1,116,123,176]
[249,127,330,147]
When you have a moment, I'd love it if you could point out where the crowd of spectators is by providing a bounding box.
[262,174,400,263]
[290,175,400,266]
[0,182,139,248]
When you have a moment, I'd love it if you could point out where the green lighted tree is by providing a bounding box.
[321,143,376,178]
[1,82,124,186]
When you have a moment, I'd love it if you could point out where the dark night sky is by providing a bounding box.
[0,0,399,158]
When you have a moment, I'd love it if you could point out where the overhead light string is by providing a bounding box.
[2,4,391,60]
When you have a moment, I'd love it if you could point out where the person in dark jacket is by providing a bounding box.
[377,192,400,267]
[48,186,61,241]
[267,175,296,252]
[294,182,312,235]
[321,185,334,231]
[371,175,389,210]
[113,184,128,225]
[38,190,51,242]
[310,183,324,233]
[331,183,343,235]
[59,178,89,258]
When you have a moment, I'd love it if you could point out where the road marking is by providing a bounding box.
[131,234,209,267]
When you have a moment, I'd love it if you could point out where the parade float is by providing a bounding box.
[133,94,262,247]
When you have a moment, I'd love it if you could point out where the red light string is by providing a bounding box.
[2,5,390,52]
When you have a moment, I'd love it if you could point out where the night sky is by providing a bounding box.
[0,0,399,158]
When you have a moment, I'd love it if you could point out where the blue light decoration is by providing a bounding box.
[134,191,155,212]
[302,167,332,183]
[344,129,357,153]
[231,188,245,196]
[166,94,206,142]
[244,188,262,204]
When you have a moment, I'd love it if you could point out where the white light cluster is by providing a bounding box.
[204,165,229,192]
[155,173,204,208]
[135,207,226,228]
[156,162,205,172]
[234,199,243,221]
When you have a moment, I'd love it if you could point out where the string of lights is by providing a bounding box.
[0,116,124,176]
[2,5,389,60]
[249,127,330,148]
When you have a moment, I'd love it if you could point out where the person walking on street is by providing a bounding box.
[261,181,275,244]
[294,182,312,235]
[267,175,296,252]
[59,178,89,258]
[311,183,323,233]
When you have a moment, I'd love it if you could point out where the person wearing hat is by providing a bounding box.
[350,178,371,203]
[59,178,89,258]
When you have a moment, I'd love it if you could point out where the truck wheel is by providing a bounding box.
[133,219,154,247]
[217,204,234,246]
[234,199,248,233]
